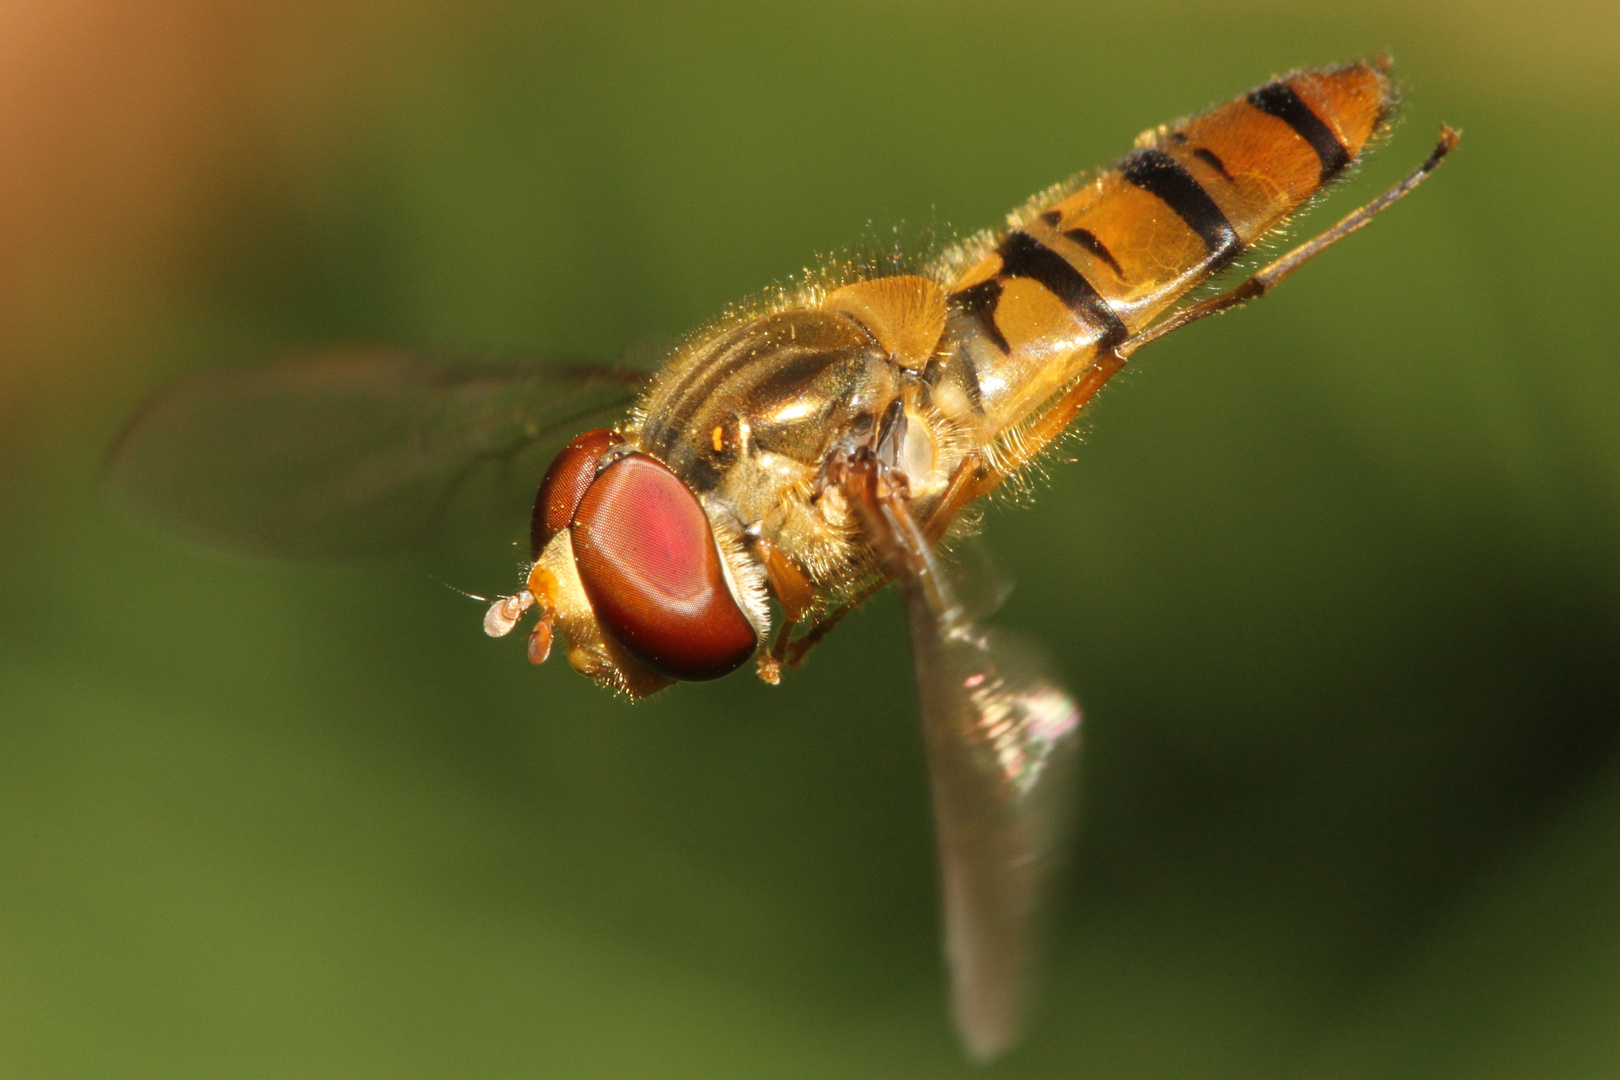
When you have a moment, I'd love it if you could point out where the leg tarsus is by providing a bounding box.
[782,581,885,670]
[960,125,1459,506]
[1119,125,1460,359]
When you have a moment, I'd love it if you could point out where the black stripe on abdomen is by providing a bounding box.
[950,278,1011,354]
[1246,82,1351,182]
[1192,146,1234,181]
[995,231,1128,347]
[1063,227,1125,278]
[1121,148,1243,272]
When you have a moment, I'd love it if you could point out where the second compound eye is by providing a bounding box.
[530,428,623,557]
[569,453,757,681]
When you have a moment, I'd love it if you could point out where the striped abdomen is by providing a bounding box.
[947,61,1394,429]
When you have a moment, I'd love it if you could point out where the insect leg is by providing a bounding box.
[921,451,985,543]
[781,575,889,669]
[1118,125,1460,358]
[954,125,1458,508]
[960,348,1129,506]
[740,531,822,680]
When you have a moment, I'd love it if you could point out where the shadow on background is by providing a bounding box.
[1,0,1618,1076]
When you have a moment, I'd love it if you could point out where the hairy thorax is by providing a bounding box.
[627,291,993,598]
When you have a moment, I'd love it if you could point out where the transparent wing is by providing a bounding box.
[903,539,1082,1062]
[105,346,653,558]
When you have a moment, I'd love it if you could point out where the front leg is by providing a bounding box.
[780,575,889,671]
[823,447,943,611]
[763,395,965,674]
[743,530,815,684]
[761,404,918,674]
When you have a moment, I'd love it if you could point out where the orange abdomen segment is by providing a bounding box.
[946,61,1394,428]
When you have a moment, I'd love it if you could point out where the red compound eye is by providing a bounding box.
[531,428,623,557]
[570,453,757,681]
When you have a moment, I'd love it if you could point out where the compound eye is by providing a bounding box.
[531,428,623,557]
[570,453,757,681]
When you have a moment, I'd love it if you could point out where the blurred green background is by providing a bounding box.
[2,0,1618,1075]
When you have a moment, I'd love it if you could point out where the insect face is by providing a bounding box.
[497,429,764,694]
[570,452,759,680]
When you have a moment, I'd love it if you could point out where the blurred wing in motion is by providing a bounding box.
[839,453,1082,1061]
[106,347,652,558]
[905,551,1082,1062]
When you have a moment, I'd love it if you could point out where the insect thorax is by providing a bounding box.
[629,306,990,588]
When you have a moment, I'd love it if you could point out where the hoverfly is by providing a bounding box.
[108,60,1456,1060]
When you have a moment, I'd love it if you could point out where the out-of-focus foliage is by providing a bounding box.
[1,1,1617,1076]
